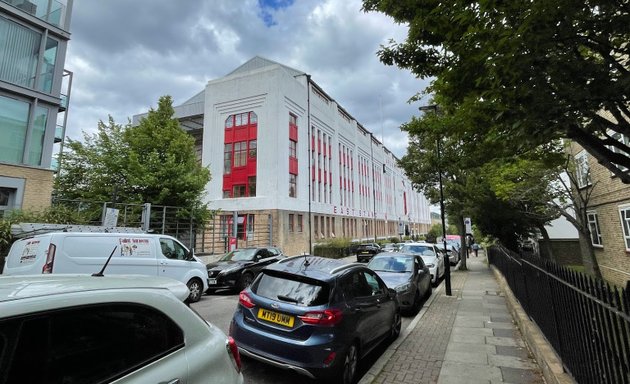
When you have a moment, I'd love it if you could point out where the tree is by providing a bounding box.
[362,0,630,182]
[55,96,211,219]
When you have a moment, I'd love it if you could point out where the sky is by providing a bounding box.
[65,0,432,159]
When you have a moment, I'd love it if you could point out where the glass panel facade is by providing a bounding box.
[28,106,48,165]
[38,37,58,93]
[0,95,29,163]
[0,15,41,88]
[1,0,69,28]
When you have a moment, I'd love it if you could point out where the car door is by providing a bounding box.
[415,256,431,293]
[340,270,382,349]
[362,270,396,340]
[158,237,193,284]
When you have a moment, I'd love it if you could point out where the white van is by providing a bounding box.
[2,232,208,302]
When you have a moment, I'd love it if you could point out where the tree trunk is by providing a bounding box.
[537,224,555,262]
[578,231,603,280]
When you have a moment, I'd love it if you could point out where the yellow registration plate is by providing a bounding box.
[257,308,295,327]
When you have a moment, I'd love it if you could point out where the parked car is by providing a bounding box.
[2,232,208,302]
[380,243,400,252]
[355,243,382,262]
[206,247,284,293]
[367,252,432,314]
[230,255,401,384]
[0,274,244,384]
[437,243,460,266]
[398,242,445,286]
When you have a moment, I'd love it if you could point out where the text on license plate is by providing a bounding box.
[257,308,295,327]
[208,278,217,285]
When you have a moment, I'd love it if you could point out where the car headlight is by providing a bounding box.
[220,266,241,275]
[395,283,411,292]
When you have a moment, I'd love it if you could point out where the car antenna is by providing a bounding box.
[302,252,310,267]
[92,246,118,277]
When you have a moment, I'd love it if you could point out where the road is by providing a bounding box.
[191,287,420,384]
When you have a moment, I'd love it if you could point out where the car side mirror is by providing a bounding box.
[388,288,397,298]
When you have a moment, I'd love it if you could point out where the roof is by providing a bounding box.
[0,274,190,303]
[225,55,304,78]
[271,256,358,281]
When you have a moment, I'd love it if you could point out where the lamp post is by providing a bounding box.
[419,105,452,296]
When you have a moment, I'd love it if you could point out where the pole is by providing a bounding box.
[437,136,452,296]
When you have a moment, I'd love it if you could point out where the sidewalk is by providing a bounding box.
[359,251,548,384]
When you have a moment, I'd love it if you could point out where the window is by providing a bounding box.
[222,190,230,198]
[249,140,257,158]
[587,211,602,247]
[297,215,303,232]
[1,304,184,384]
[225,116,233,128]
[619,205,630,251]
[248,176,256,197]
[247,215,255,240]
[38,37,59,93]
[233,185,246,197]
[223,144,232,174]
[0,95,29,164]
[160,238,187,260]
[0,187,14,217]
[249,111,257,124]
[288,214,294,232]
[289,114,297,126]
[289,174,297,198]
[0,16,41,89]
[27,106,48,165]
[575,151,591,188]
[289,140,297,158]
[609,132,630,172]
[234,141,247,167]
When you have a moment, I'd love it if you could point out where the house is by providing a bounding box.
[134,56,432,255]
[0,0,73,216]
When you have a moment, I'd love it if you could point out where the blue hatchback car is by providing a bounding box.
[229,255,401,384]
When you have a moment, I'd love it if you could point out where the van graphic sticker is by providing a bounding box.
[19,240,40,264]
[118,238,151,257]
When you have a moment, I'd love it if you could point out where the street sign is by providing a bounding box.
[464,217,472,234]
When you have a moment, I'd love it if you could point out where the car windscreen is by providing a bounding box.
[399,245,436,256]
[221,248,257,262]
[253,272,330,306]
[368,256,413,272]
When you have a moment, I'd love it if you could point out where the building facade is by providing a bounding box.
[136,57,431,255]
[568,130,630,288]
[0,0,73,216]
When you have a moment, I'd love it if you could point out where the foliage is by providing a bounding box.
[362,0,630,182]
[55,96,212,225]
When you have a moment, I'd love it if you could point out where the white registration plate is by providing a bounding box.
[208,278,217,285]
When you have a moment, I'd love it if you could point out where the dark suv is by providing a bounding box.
[229,255,401,384]
[355,243,381,262]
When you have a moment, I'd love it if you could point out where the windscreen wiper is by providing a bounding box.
[277,295,299,304]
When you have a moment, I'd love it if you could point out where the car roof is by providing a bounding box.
[0,274,190,303]
[400,242,436,247]
[266,255,360,281]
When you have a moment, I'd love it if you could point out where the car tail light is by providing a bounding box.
[239,291,255,308]
[226,337,242,373]
[42,244,56,274]
[299,308,343,326]
[323,351,336,366]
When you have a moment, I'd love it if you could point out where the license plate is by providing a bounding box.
[208,278,217,285]
[257,308,294,327]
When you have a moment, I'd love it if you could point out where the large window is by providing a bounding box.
[289,140,297,158]
[586,211,602,247]
[223,144,232,174]
[27,106,48,165]
[0,16,40,89]
[249,140,257,159]
[619,205,630,251]
[609,132,630,172]
[575,151,591,188]
[0,95,29,163]
[248,176,256,197]
[233,185,246,198]
[38,37,58,93]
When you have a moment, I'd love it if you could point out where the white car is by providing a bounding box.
[0,274,244,384]
[398,242,445,285]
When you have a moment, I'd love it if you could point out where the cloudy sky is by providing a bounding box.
[65,0,432,159]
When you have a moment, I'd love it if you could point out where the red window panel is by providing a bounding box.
[289,157,298,175]
[289,124,298,141]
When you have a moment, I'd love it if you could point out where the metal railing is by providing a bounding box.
[488,245,630,384]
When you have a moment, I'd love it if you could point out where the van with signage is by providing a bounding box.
[2,232,208,302]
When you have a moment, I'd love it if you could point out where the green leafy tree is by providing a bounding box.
[362,0,630,182]
[55,95,211,223]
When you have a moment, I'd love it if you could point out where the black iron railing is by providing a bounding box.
[488,245,630,384]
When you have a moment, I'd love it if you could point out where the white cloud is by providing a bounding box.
[64,0,431,159]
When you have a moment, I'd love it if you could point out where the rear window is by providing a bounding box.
[253,272,330,306]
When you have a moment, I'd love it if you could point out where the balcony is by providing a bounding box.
[2,0,69,29]
[54,124,63,143]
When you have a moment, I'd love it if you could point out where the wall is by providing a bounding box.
[0,163,53,211]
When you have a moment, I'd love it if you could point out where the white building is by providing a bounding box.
[135,56,431,255]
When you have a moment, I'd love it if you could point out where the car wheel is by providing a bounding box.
[390,311,401,340]
[238,272,254,291]
[337,343,358,384]
[186,278,203,303]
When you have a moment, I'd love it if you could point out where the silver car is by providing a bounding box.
[0,274,244,384]
[398,242,446,286]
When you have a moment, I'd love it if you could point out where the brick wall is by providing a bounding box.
[0,164,54,211]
